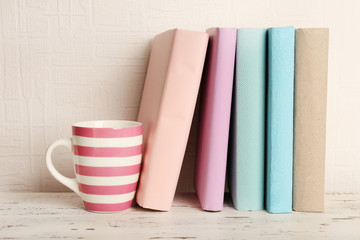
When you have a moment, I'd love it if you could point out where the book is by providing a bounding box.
[293,28,329,212]
[266,26,295,214]
[136,29,209,211]
[228,28,266,210]
[195,28,237,211]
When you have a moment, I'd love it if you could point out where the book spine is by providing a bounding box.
[266,27,295,213]
[228,29,266,210]
[136,29,208,211]
[293,28,329,212]
[195,28,237,211]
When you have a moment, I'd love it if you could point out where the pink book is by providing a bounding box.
[136,29,209,211]
[195,28,237,211]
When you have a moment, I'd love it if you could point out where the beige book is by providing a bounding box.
[293,28,329,212]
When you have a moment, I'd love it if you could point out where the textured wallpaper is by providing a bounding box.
[0,0,359,193]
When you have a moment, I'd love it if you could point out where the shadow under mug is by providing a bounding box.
[46,120,143,213]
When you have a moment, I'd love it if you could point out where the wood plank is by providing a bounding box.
[0,193,359,239]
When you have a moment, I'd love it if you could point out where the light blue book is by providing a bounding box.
[266,26,295,213]
[228,29,266,210]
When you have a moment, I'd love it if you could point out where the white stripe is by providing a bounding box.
[80,191,135,204]
[76,173,139,186]
[74,155,142,167]
[73,135,142,148]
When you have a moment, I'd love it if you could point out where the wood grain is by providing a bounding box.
[0,193,359,239]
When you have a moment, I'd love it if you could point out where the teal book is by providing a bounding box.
[266,26,295,213]
[228,29,266,210]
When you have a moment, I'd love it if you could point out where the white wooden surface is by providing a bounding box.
[0,193,359,239]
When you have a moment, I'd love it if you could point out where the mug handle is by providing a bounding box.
[46,138,80,196]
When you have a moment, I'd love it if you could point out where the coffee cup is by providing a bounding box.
[46,120,142,212]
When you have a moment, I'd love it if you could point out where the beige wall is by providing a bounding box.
[0,0,359,192]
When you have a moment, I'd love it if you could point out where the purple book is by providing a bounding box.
[195,28,237,211]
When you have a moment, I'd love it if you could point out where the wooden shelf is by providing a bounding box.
[0,192,359,239]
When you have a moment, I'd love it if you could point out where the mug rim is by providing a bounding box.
[72,120,142,129]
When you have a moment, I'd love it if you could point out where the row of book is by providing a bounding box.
[136,27,329,213]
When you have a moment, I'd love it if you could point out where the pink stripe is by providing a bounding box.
[73,125,142,138]
[83,200,133,212]
[73,145,142,157]
[75,164,141,177]
[78,182,138,195]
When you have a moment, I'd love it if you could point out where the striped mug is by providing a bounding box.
[46,120,142,212]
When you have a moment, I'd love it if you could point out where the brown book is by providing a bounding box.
[293,28,329,212]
